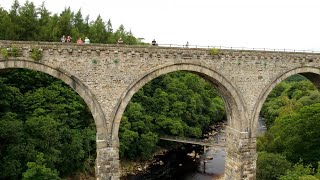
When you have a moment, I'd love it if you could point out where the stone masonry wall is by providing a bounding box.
[96,147,120,180]
[225,126,256,180]
[1,40,320,179]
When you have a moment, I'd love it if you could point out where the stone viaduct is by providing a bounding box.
[0,40,319,180]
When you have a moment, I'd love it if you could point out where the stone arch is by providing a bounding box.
[110,63,248,147]
[251,66,320,136]
[0,60,108,148]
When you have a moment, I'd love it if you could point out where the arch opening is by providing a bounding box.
[0,60,107,144]
[0,60,107,179]
[253,67,320,179]
[111,64,247,146]
[252,67,320,136]
[111,63,248,178]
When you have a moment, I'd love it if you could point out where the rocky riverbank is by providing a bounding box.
[121,122,227,180]
[120,148,170,177]
[121,145,205,180]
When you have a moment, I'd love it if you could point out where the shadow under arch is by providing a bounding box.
[0,60,108,148]
[110,63,248,147]
[251,66,320,136]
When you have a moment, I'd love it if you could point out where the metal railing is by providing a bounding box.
[158,43,320,53]
[1,40,319,53]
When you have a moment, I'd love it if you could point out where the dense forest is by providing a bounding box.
[0,69,96,179]
[119,72,226,160]
[0,70,226,178]
[0,0,144,44]
[257,75,320,179]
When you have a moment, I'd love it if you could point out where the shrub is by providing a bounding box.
[1,48,8,59]
[257,151,291,180]
[209,48,220,56]
[31,48,43,61]
[11,47,20,57]
[1,47,22,59]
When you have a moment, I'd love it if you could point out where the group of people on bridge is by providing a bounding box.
[60,36,189,47]
[61,35,90,45]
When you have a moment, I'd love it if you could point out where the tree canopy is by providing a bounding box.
[0,69,96,179]
[0,0,144,45]
[119,71,226,160]
[257,75,320,179]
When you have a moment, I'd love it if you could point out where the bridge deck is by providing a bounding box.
[159,135,225,148]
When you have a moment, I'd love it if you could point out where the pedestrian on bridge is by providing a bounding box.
[66,35,72,42]
[152,39,157,46]
[85,37,90,44]
[117,37,123,44]
[76,38,83,45]
[61,35,66,42]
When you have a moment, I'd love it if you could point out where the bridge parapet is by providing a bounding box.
[2,41,320,63]
[1,40,320,179]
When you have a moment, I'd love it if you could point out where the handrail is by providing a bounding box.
[158,43,320,53]
[1,40,319,53]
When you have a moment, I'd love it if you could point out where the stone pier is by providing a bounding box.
[225,127,256,180]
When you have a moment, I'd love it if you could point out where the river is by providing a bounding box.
[123,118,266,180]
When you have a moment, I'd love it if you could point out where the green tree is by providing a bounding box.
[256,151,291,180]
[89,15,107,43]
[119,116,139,159]
[0,69,96,179]
[58,7,73,37]
[2,0,143,44]
[280,104,320,166]
[258,78,320,178]
[119,71,226,159]
[47,14,61,42]
[0,112,25,179]
[0,8,13,39]
[279,161,319,180]
[37,2,51,41]
[114,24,125,41]
[139,132,158,159]
[18,1,39,40]
[106,19,114,43]
[71,9,86,39]
[8,0,21,40]
[22,153,61,180]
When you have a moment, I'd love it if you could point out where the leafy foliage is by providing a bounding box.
[119,71,226,160]
[0,69,96,179]
[31,48,42,61]
[1,48,9,59]
[0,47,22,60]
[279,161,320,180]
[209,48,219,56]
[0,0,145,45]
[256,151,291,180]
[258,74,320,178]
[261,78,318,128]
[22,153,61,180]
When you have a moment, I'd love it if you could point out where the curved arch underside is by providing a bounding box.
[300,72,320,90]
[251,66,320,136]
[110,63,248,147]
[0,60,108,148]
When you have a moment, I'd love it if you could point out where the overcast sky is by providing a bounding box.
[1,0,320,50]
